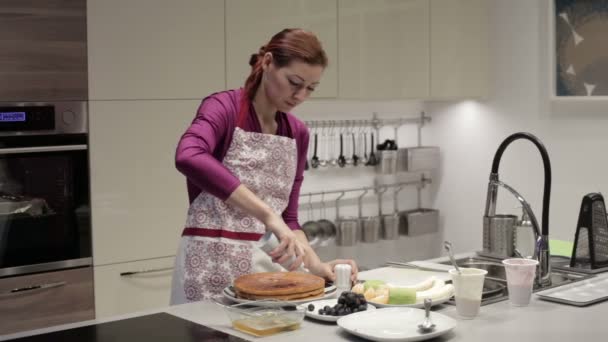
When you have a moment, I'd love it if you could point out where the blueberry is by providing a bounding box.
[337,309,345,316]
[324,305,331,312]
[318,308,325,315]
[338,297,345,304]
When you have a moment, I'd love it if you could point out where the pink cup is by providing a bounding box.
[502,258,539,306]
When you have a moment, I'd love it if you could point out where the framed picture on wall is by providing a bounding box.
[550,0,608,99]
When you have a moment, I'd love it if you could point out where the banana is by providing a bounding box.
[416,283,454,303]
[363,287,377,300]
[370,294,389,305]
[388,276,436,292]
[415,278,445,300]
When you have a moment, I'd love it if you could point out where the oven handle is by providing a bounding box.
[0,145,87,155]
[1,281,67,297]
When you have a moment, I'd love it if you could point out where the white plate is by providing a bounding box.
[337,307,457,342]
[304,298,376,322]
[222,285,337,306]
[369,295,452,309]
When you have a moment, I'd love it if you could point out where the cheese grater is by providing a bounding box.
[570,193,608,269]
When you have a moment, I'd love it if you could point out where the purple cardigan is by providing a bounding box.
[175,88,309,230]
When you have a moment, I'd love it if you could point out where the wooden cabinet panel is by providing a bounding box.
[0,267,94,335]
[94,257,174,318]
[0,0,87,101]
[226,0,338,98]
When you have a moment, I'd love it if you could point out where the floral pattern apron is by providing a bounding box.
[170,127,297,304]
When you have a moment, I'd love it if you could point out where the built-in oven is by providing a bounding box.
[0,102,91,277]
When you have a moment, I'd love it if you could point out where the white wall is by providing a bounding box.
[425,0,608,255]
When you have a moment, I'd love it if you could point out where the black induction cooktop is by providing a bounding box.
[11,313,247,342]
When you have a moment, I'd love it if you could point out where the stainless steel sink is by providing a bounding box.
[440,255,594,306]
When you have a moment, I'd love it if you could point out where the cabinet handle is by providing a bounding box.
[0,145,88,155]
[120,267,173,277]
[1,281,67,297]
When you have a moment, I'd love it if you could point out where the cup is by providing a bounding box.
[449,268,487,319]
[502,258,539,306]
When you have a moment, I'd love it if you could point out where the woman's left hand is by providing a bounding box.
[309,259,358,284]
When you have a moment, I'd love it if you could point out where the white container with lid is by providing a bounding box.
[334,263,352,295]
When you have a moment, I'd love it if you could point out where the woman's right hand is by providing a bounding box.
[264,215,306,271]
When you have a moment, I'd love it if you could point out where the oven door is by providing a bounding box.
[0,135,91,276]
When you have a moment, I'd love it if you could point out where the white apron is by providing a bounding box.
[170,127,297,304]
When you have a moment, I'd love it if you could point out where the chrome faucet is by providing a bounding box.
[483,132,552,286]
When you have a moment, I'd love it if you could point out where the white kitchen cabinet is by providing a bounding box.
[94,256,174,318]
[430,0,489,99]
[87,0,225,100]
[338,0,430,99]
[89,100,198,265]
[225,0,338,98]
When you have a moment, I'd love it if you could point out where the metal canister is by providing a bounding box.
[483,214,518,257]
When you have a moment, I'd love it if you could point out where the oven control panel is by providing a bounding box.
[0,102,87,135]
[0,106,55,131]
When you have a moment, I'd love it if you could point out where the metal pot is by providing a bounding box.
[381,186,402,240]
[334,191,359,246]
[336,219,359,246]
[361,217,381,243]
[382,214,400,240]
[376,150,398,174]
[360,187,387,243]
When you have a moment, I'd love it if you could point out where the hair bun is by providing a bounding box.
[249,53,258,67]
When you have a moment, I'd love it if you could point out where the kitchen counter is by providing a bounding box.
[2,266,607,342]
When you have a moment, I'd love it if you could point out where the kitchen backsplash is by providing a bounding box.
[293,99,444,269]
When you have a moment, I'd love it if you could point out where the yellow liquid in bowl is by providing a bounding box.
[232,315,301,337]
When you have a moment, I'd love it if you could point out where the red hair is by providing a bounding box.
[238,28,328,127]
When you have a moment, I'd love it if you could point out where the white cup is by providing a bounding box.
[502,258,538,306]
[449,268,487,319]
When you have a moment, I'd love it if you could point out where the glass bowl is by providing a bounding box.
[216,299,306,337]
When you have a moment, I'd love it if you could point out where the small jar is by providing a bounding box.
[334,264,352,295]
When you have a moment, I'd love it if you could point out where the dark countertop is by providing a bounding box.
[4,313,246,342]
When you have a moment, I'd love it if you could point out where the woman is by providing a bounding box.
[171,28,358,304]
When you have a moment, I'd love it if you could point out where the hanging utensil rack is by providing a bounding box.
[302,111,435,220]
[299,176,431,198]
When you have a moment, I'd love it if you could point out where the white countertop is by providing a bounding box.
[3,262,607,342]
